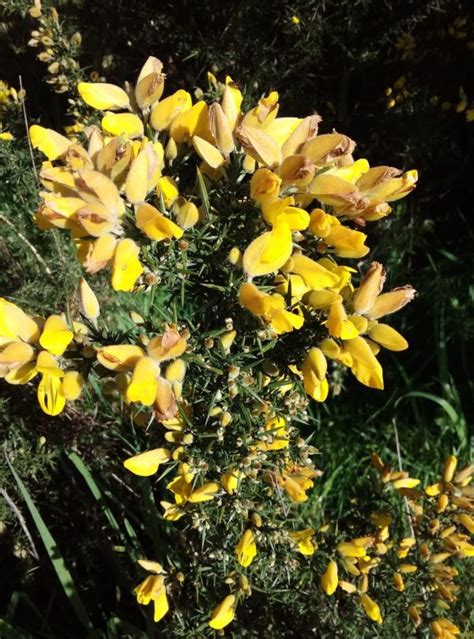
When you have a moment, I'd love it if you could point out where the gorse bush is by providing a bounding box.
[0,55,472,638]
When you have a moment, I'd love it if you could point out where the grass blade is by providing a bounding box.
[5,453,93,632]
[68,452,121,535]
[0,618,32,639]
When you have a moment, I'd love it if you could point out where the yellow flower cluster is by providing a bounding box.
[0,298,84,415]
[0,80,19,141]
[29,57,417,404]
[0,57,430,630]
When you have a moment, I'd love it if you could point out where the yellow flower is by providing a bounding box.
[250,168,281,205]
[431,618,460,638]
[187,482,220,503]
[281,463,318,502]
[291,15,300,25]
[257,416,289,451]
[124,448,171,477]
[238,283,303,334]
[309,209,369,258]
[0,342,35,378]
[170,101,210,144]
[29,124,71,160]
[62,371,84,400]
[39,315,73,356]
[150,89,192,132]
[301,347,328,402]
[208,594,236,630]
[79,278,100,320]
[208,103,235,155]
[243,223,293,277]
[136,203,183,241]
[326,301,359,340]
[111,239,144,292]
[359,594,382,624]
[367,323,408,351]
[96,344,145,372]
[285,254,339,290]
[236,529,257,567]
[344,336,384,390]
[289,528,316,556]
[101,112,144,137]
[156,176,179,208]
[320,560,338,595]
[126,356,159,405]
[77,81,130,111]
[221,468,243,494]
[0,298,40,343]
[134,574,169,623]
[147,328,187,363]
[135,56,165,109]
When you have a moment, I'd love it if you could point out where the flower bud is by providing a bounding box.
[353,262,385,314]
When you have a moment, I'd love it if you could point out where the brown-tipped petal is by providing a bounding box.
[353,262,386,314]
[282,114,321,158]
[368,285,416,319]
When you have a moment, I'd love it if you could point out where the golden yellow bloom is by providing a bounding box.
[208,102,235,155]
[344,336,384,390]
[0,298,40,343]
[208,594,236,630]
[124,448,171,477]
[78,81,130,111]
[320,560,338,595]
[126,356,159,405]
[250,168,281,205]
[101,112,144,137]
[243,223,292,277]
[135,56,165,109]
[96,344,145,371]
[236,529,257,567]
[156,176,179,208]
[39,315,73,356]
[30,124,71,160]
[175,200,199,229]
[238,282,303,334]
[147,328,187,363]
[289,528,316,556]
[359,594,382,624]
[443,455,458,482]
[151,90,192,131]
[0,342,35,378]
[281,463,318,502]
[62,371,84,400]
[368,323,408,351]
[170,100,210,143]
[79,277,100,320]
[111,239,143,292]
[353,262,385,314]
[326,301,359,340]
[134,574,169,623]
[431,618,460,638]
[301,347,328,402]
[136,203,183,241]
[221,468,242,494]
[257,416,289,451]
[285,254,339,290]
[188,482,220,503]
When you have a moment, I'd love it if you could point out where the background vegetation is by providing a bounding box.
[0,0,472,636]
